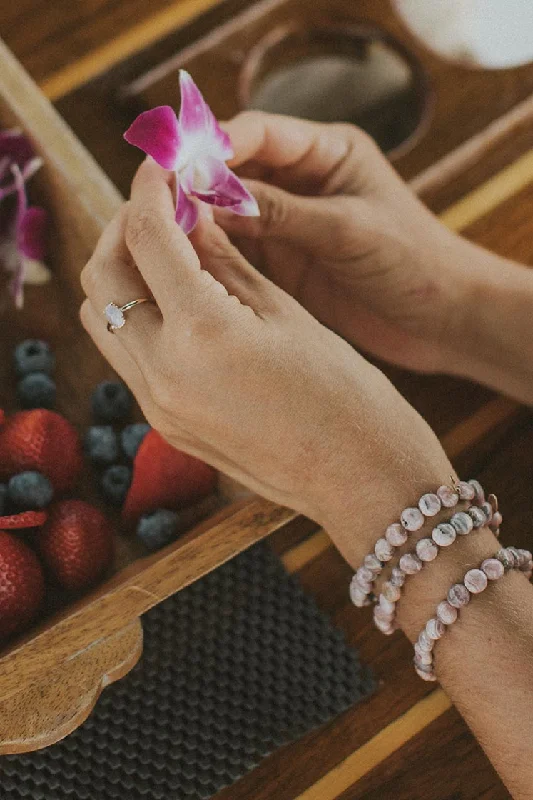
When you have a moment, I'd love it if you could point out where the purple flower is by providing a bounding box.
[124,70,259,234]
[0,129,43,202]
[0,164,50,309]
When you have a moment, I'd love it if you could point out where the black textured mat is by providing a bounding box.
[1,542,375,799]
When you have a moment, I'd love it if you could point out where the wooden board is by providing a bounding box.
[2,3,533,797]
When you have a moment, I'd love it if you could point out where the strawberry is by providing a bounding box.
[0,530,45,641]
[122,429,217,523]
[39,500,115,592]
[0,409,82,493]
[0,510,47,529]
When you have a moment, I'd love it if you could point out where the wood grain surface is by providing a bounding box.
[1,2,533,797]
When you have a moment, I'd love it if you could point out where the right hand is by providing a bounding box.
[216,111,476,374]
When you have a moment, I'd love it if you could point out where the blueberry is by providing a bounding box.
[137,509,180,551]
[0,484,7,516]
[101,465,132,506]
[17,373,56,409]
[85,426,119,466]
[121,423,151,460]
[14,339,55,377]
[92,381,133,424]
[8,471,54,510]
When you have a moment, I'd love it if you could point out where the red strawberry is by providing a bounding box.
[0,530,45,640]
[39,500,114,592]
[123,430,217,523]
[0,510,47,530]
[0,409,82,493]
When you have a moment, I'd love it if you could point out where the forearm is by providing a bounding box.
[448,240,533,405]
[318,437,533,798]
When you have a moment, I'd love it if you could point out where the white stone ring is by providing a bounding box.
[104,298,154,333]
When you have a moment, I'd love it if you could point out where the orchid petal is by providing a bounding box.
[190,158,259,216]
[0,129,34,173]
[17,206,48,260]
[124,106,181,169]
[175,184,199,234]
[23,257,52,285]
[178,71,233,164]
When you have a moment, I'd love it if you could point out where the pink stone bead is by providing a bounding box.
[448,583,471,608]
[467,506,487,529]
[457,480,475,501]
[416,538,438,562]
[418,630,434,652]
[364,554,382,573]
[415,665,437,682]
[379,595,396,615]
[481,558,505,580]
[374,605,394,622]
[436,600,458,625]
[391,567,406,587]
[350,581,370,608]
[468,479,485,504]
[382,581,401,603]
[480,501,493,524]
[437,484,459,508]
[375,537,394,562]
[399,553,423,575]
[426,618,445,640]
[414,643,433,664]
[401,507,424,531]
[385,523,408,547]
[350,581,370,607]
[464,568,488,594]
[450,511,474,535]
[431,523,456,547]
[355,577,373,594]
[374,616,395,635]
[419,493,442,517]
[490,511,503,530]
[356,566,375,584]
[518,549,533,569]
[497,548,516,569]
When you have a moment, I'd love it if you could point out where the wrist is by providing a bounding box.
[444,239,533,403]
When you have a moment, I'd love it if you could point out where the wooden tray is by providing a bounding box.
[0,38,297,755]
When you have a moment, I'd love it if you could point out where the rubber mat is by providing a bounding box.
[1,542,375,799]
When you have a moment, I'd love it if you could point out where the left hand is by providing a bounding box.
[80,160,452,546]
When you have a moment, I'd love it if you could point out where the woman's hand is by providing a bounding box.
[214,112,482,374]
[80,159,452,562]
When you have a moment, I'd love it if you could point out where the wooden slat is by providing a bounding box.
[40,0,224,101]
[295,691,451,800]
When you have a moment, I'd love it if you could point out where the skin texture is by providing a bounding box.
[81,112,533,798]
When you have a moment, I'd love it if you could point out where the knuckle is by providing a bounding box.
[80,259,98,296]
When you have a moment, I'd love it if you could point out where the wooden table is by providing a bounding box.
[2,2,532,798]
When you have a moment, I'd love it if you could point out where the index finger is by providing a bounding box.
[223,112,354,186]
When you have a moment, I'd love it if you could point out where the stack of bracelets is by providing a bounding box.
[349,478,532,682]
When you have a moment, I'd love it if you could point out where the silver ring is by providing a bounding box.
[104,298,153,333]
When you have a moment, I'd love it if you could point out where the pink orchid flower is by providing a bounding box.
[0,129,43,202]
[0,164,50,309]
[124,70,259,234]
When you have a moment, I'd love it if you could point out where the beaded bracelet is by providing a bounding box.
[349,479,496,611]
[413,547,533,682]
[373,500,499,635]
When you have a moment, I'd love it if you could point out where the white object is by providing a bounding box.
[395,0,533,68]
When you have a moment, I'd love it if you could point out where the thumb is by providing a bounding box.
[214,179,354,253]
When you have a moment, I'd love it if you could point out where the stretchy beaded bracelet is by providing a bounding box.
[413,547,533,682]
[349,479,493,611]
[373,501,498,635]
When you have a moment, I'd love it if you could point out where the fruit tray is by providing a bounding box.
[0,39,296,755]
